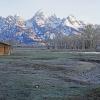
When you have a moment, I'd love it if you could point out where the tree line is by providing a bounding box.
[46,25,100,51]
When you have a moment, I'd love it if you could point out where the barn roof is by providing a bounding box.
[0,42,11,46]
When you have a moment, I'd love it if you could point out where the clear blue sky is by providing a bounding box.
[0,0,99,24]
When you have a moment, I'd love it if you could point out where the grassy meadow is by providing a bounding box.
[0,47,100,100]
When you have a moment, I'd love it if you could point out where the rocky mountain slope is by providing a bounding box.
[0,11,87,45]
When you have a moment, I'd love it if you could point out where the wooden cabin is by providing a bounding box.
[0,42,11,55]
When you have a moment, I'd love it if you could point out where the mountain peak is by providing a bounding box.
[0,13,91,45]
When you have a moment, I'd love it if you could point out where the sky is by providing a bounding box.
[0,0,99,24]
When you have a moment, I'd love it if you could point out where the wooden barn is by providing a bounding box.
[0,42,11,55]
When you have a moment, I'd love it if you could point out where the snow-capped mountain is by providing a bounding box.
[0,11,88,45]
[63,15,85,29]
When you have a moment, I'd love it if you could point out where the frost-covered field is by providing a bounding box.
[0,48,100,100]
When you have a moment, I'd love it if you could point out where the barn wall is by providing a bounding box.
[0,46,4,55]
[0,44,11,55]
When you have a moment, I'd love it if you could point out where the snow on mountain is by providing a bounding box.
[14,15,25,28]
[0,11,88,45]
[63,15,86,30]
[0,15,36,44]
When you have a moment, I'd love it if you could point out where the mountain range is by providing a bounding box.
[0,11,89,45]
